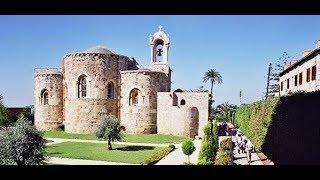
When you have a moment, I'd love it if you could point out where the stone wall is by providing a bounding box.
[63,53,122,134]
[120,70,170,134]
[157,92,209,138]
[34,68,63,130]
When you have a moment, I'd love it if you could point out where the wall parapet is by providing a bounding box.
[34,68,62,75]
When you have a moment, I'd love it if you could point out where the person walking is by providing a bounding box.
[244,139,253,164]
[236,134,243,154]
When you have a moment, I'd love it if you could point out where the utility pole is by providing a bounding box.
[239,90,242,105]
[265,63,272,100]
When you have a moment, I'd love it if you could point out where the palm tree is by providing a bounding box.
[203,69,222,118]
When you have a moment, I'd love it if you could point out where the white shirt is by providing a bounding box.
[246,140,253,150]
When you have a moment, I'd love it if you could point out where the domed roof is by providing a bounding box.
[84,45,115,54]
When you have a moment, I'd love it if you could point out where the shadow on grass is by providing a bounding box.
[48,152,63,155]
[114,146,155,151]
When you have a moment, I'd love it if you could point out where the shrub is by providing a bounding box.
[214,149,233,165]
[198,121,218,165]
[96,114,125,150]
[0,114,47,165]
[182,140,195,163]
[143,145,175,165]
[220,137,233,151]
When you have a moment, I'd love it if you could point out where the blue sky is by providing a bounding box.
[1,15,320,107]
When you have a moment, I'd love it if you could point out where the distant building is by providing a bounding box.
[279,40,320,95]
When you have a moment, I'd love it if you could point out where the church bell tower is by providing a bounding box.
[150,25,170,64]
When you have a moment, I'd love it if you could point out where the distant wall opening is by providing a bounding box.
[180,99,186,105]
[189,107,199,138]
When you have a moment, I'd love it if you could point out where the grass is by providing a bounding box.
[46,142,166,164]
[43,131,190,144]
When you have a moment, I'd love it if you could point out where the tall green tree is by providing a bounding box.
[213,103,238,122]
[96,115,125,150]
[0,94,8,128]
[203,69,222,118]
[265,52,291,98]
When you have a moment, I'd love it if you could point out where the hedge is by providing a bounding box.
[235,97,279,151]
[143,145,175,165]
[197,121,218,165]
[235,91,320,164]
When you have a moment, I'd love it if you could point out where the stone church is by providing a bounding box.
[34,26,209,138]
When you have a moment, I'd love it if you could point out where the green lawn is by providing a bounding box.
[43,131,190,144]
[46,142,165,164]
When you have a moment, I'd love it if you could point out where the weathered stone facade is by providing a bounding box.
[34,68,63,130]
[34,26,209,138]
[120,67,170,134]
[157,91,209,138]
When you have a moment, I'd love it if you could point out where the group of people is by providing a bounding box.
[235,130,254,164]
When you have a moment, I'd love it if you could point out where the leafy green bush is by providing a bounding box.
[220,137,233,151]
[182,140,195,163]
[198,121,218,165]
[96,115,125,150]
[0,114,46,165]
[214,149,233,165]
[143,146,175,165]
[235,97,279,151]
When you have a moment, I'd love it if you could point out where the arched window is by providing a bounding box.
[129,88,142,106]
[107,82,115,99]
[41,89,49,105]
[180,99,186,105]
[78,75,87,98]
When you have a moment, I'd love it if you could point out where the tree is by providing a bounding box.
[0,114,46,165]
[95,115,125,150]
[265,52,291,98]
[0,95,8,128]
[213,103,237,123]
[203,69,222,118]
[182,139,195,164]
